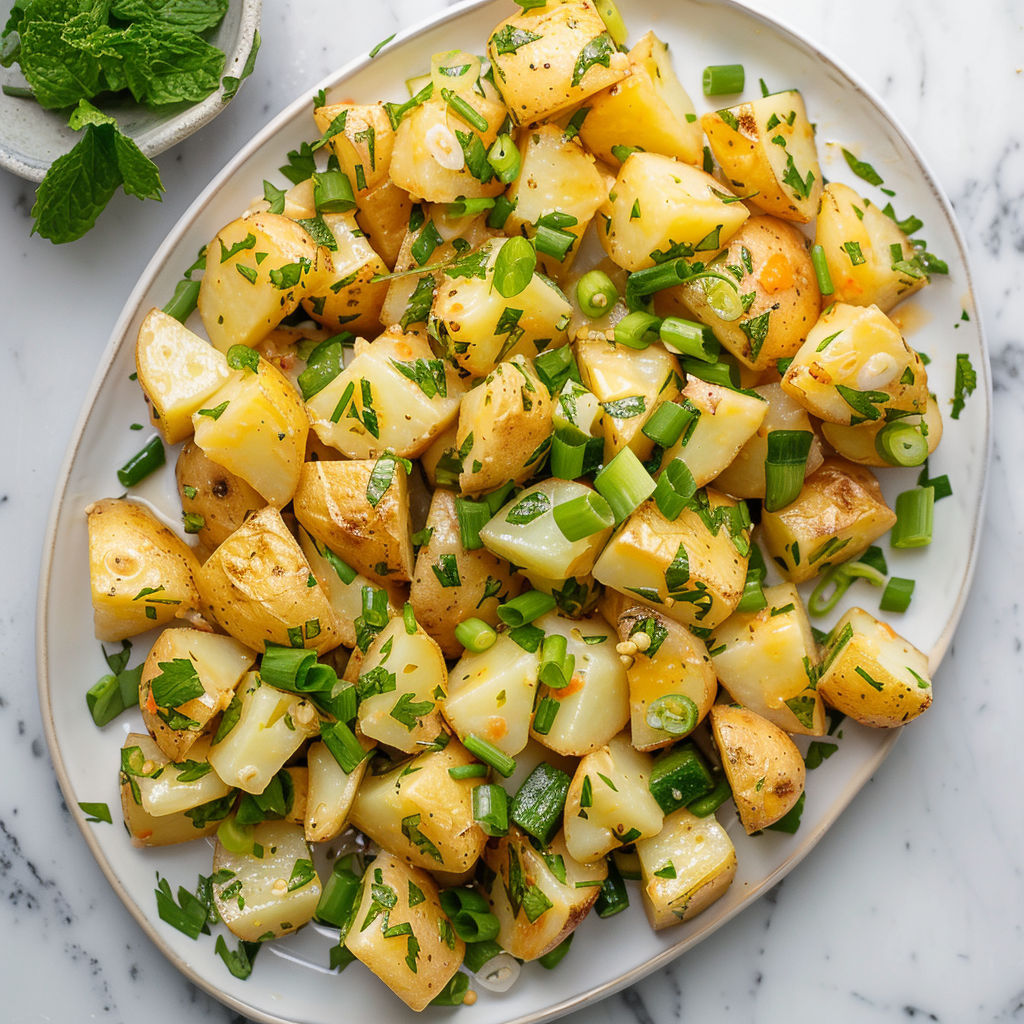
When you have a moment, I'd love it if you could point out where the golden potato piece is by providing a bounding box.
[354,177,413,271]
[709,703,805,834]
[312,101,395,193]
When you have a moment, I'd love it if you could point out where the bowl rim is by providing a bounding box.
[34,0,993,1021]
[0,0,262,183]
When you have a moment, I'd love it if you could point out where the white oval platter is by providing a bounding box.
[36,1,991,1022]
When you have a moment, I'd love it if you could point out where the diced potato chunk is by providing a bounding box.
[701,90,821,223]
[299,212,389,336]
[349,740,487,874]
[213,821,321,940]
[135,309,231,444]
[709,704,805,834]
[480,478,613,581]
[443,634,540,756]
[457,356,553,495]
[312,102,395,193]
[817,607,932,727]
[592,489,750,629]
[135,735,232,817]
[306,328,467,460]
[431,237,573,379]
[781,302,928,425]
[207,675,320,793]
[821,393,942,468]
[600,154,749,272]
[356,618,448,754]
[345,855,465,1012]
[529,610,629,756]
[760,458,896,584]
[506,124,608,277]
[816,182,929,312]
[197,506,342,653]
[480,828,606,961]
[709,584,825,735]
[198,212,330,352]
[304,738,371,843]
[486,1,627,125]
[354,177,413,271]
[657,378,767,487]
[615,606,717,751]
[636,806,737,928]
[579,32,702,166]
[138,627,255,760]
[576,333,682,462]
[86,498,201,642]
[713,383,824,499]
[192,359,309,508]
[564,733,664,862]
[292,458,414,586]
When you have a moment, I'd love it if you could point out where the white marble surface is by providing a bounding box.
[1,0,1021,1021]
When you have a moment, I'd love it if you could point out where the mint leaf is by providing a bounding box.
[67,96,116,129]
[18,11,106,109]
[113,130,164,200]
[110,0,230,33]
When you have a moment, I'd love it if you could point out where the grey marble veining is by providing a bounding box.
[2,1,1022,1021]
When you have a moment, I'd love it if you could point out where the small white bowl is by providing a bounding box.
[0,0,261,183]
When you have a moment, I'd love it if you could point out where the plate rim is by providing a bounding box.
[35,0,993,1021]
[0,0,263,183]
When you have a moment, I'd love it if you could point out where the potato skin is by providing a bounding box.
[658,215,820,370]
[176,440,266,552]
[87,498,201,641]
[709,703,805,834]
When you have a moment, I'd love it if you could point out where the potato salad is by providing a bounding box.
[84,0,966,1010]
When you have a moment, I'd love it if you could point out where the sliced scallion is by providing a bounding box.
[594,447,657,522]
[117,435,165,488]
[811,244,834,295]
[552,491,614,541]
[576,270,619,318]
[875,422,928,467]
[454,618,497,653]
[879,576,915,613]
[472,783,509,837]
[487,134,521,183]
[497,590,556,627]
[763,430,813,512]
[891,487,934,548]
[807,560,886,617]
[652,458,697,520]
[464,734,516,778]
[703,64,745,96]
[659,317,721,362]
[645,693,699,736]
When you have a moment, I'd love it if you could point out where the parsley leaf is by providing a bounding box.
[950,353,976,419]
[149,658,204,709]
[841,148,884,186]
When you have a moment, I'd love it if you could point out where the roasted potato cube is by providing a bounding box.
[600,154,749,272]
[345,854,465,1012]
[657,215,820,371]
[355,618,448,754]
[781,302,928,425]
[120,732,231,846]
[443,633,540,756]
[192,358,309,508]
[713,383,824,499]
[564,732,664,862]
[821,393,942,468]
[576,333,682,462]
[480,827,606,961]
[486,1,627,125]
[306,328,467,460]
[457,356,553,495]
[138,627,255,760]
[135,309,231,444]
[817,607,932,727]
[431,237,573,378]
[592,489,750,629]
[579,31,702,166]
[480,478,614,581]
[196,505,342,653]
[636,806,737,928]
[132,735,232,817]
[815,182,929,312]
[87,498,201,642]
[709,584,825,735]
[304,737,371,843]
[213,821,321,941]
[709,703,805,834]
[299,212,389,336]
[701,90,821,223]
[312,101,395,193]
[292,458,415,586]
[350,740,487,874]
[354,177,413,270]
[207,674,320,793]
[657,378,767,487]
[529,610,629,756]
[198,212,330,352]
[505,123,608,278]
[615,606,717,751]
[409,488,522,658]
[760,458,896,584]
[390,90,507,204]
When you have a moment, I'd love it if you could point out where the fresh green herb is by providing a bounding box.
[78,801,112,823]
[149,659,204,709]
[155,874,210,939]
[950,353,976,419]
[214,934,261,980]
[841,148,884,186]
[571,33,615,88]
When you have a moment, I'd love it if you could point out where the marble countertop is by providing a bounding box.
[1,0,1021,1021]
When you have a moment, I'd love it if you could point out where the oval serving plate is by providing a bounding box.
[37,1,990,1022]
